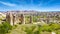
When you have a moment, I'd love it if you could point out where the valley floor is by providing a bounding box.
[7,24,60,34]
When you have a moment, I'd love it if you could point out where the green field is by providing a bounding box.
[7,24,60,34]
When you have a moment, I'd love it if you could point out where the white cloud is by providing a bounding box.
[0,1,17,7]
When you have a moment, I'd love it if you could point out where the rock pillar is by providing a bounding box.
[6,12,13,26]
[20,14,25,24]
[30,15,33,23]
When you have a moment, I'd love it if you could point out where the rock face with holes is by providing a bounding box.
[6,12,26,26]
[6,11,34,26]
[5,11,60,25]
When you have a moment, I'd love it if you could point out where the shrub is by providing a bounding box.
[24,25,36,34]
[24,25,42,34]
[0,21,12,34]
[34,25,42,34]
[49,23,60,31]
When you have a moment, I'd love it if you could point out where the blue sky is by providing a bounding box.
[0,0,60,11]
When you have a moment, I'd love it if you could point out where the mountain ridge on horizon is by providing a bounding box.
[0,10,60,12]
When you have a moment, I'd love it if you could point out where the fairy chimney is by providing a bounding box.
[6,12,13,26]
[20,14,25,24]
[30,15,33,23]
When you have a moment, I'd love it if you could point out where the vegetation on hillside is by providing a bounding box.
[23,23,60,34]
[0,21,12,34]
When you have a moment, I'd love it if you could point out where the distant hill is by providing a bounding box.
[0,10,60,16]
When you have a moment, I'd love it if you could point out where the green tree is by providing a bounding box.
[0,21,12,34]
